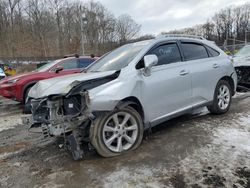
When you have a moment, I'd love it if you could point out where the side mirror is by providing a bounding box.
[143,55,158,76]
[54,66,64,73]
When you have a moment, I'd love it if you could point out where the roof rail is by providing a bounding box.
[156,34,206,40]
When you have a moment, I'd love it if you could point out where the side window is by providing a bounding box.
[181,42,209,61]
[148,43,182,66]
[60,59,78,70]
[206,46,220,57]
[78,58,95,68]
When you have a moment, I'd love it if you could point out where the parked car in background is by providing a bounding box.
[0,67,6,79]
[233,44,250,88]
[0,55,96,103]
[24,35,237,160]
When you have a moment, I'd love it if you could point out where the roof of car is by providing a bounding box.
[129,34,212,47]
[156,34,206,40]
[57,56,97,61]
[155,35,209,44]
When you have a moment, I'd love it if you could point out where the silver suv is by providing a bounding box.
[25,35,237,160]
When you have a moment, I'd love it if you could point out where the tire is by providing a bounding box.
[207,80,232,115]
[23,87,32,114]
[90,105,143,158]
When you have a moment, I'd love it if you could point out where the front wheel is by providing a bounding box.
[23,87,32,114]
[207,80,232,115]
[90,106,143,157]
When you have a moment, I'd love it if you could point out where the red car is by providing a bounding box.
[0,56,96,103]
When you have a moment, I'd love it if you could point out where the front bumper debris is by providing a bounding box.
[23,92,94,160]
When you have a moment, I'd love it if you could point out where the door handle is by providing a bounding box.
[179,70,189,76]
[213,63,219,68]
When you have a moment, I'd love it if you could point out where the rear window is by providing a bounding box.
[181,42,209,61]
[78,58,95,68]
[60,59,78,69]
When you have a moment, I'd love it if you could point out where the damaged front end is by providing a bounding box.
[233,45,250,91]
[22,71,120,160]
[235,66,250,91]
[25,92,92,160]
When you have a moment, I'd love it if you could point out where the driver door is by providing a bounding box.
[140,42,192,124]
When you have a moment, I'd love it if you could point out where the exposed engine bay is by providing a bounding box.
[31,93,91,160]
[233,44,250,92]
[22,71,120,160]
[235,66,250,91]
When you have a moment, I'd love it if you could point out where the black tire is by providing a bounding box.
[90,105,143,158]
[207,80,232,115]
[23,87,32,114]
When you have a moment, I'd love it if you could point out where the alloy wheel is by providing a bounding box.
[102,112,139,152]
[217,84,230,110]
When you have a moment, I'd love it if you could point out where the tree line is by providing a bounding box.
[1,1,250,60]
[0,0,141,59]
[165,4,250,47]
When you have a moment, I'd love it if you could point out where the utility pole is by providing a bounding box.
[80,6,87,55]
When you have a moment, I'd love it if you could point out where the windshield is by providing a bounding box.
[235,45,250,57]
[36,60,60,72]
[87,41,149,72]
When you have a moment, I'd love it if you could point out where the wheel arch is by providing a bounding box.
[219,76,235,96]
[22,81,38,102]
[116,96,145,123]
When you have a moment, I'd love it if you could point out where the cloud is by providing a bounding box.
[97,0,250,35]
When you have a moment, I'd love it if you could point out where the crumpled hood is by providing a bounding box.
[233,55,250,67]
[29,71,116,98]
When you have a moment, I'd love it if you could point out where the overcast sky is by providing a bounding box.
[98,0,250,35]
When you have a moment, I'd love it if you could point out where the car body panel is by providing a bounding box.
[186,56,226,104]
[141,61,192,122]
[233,45,250,67]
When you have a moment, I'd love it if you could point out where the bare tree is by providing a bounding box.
[6,0,21,57]
[2,0,250,59]
[202,21,215,40]
[0,0,142,58]
[116,14,141,44]
[49,0,65,55]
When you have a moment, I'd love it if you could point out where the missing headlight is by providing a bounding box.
[31,98,49,123]
[63,95,83,115]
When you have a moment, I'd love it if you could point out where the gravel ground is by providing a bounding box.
[0,94,250,188]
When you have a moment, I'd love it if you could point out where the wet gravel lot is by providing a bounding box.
[0,94,250,188]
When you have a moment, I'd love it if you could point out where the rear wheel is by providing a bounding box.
[90,105,143,157]
[207,80,232,114]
